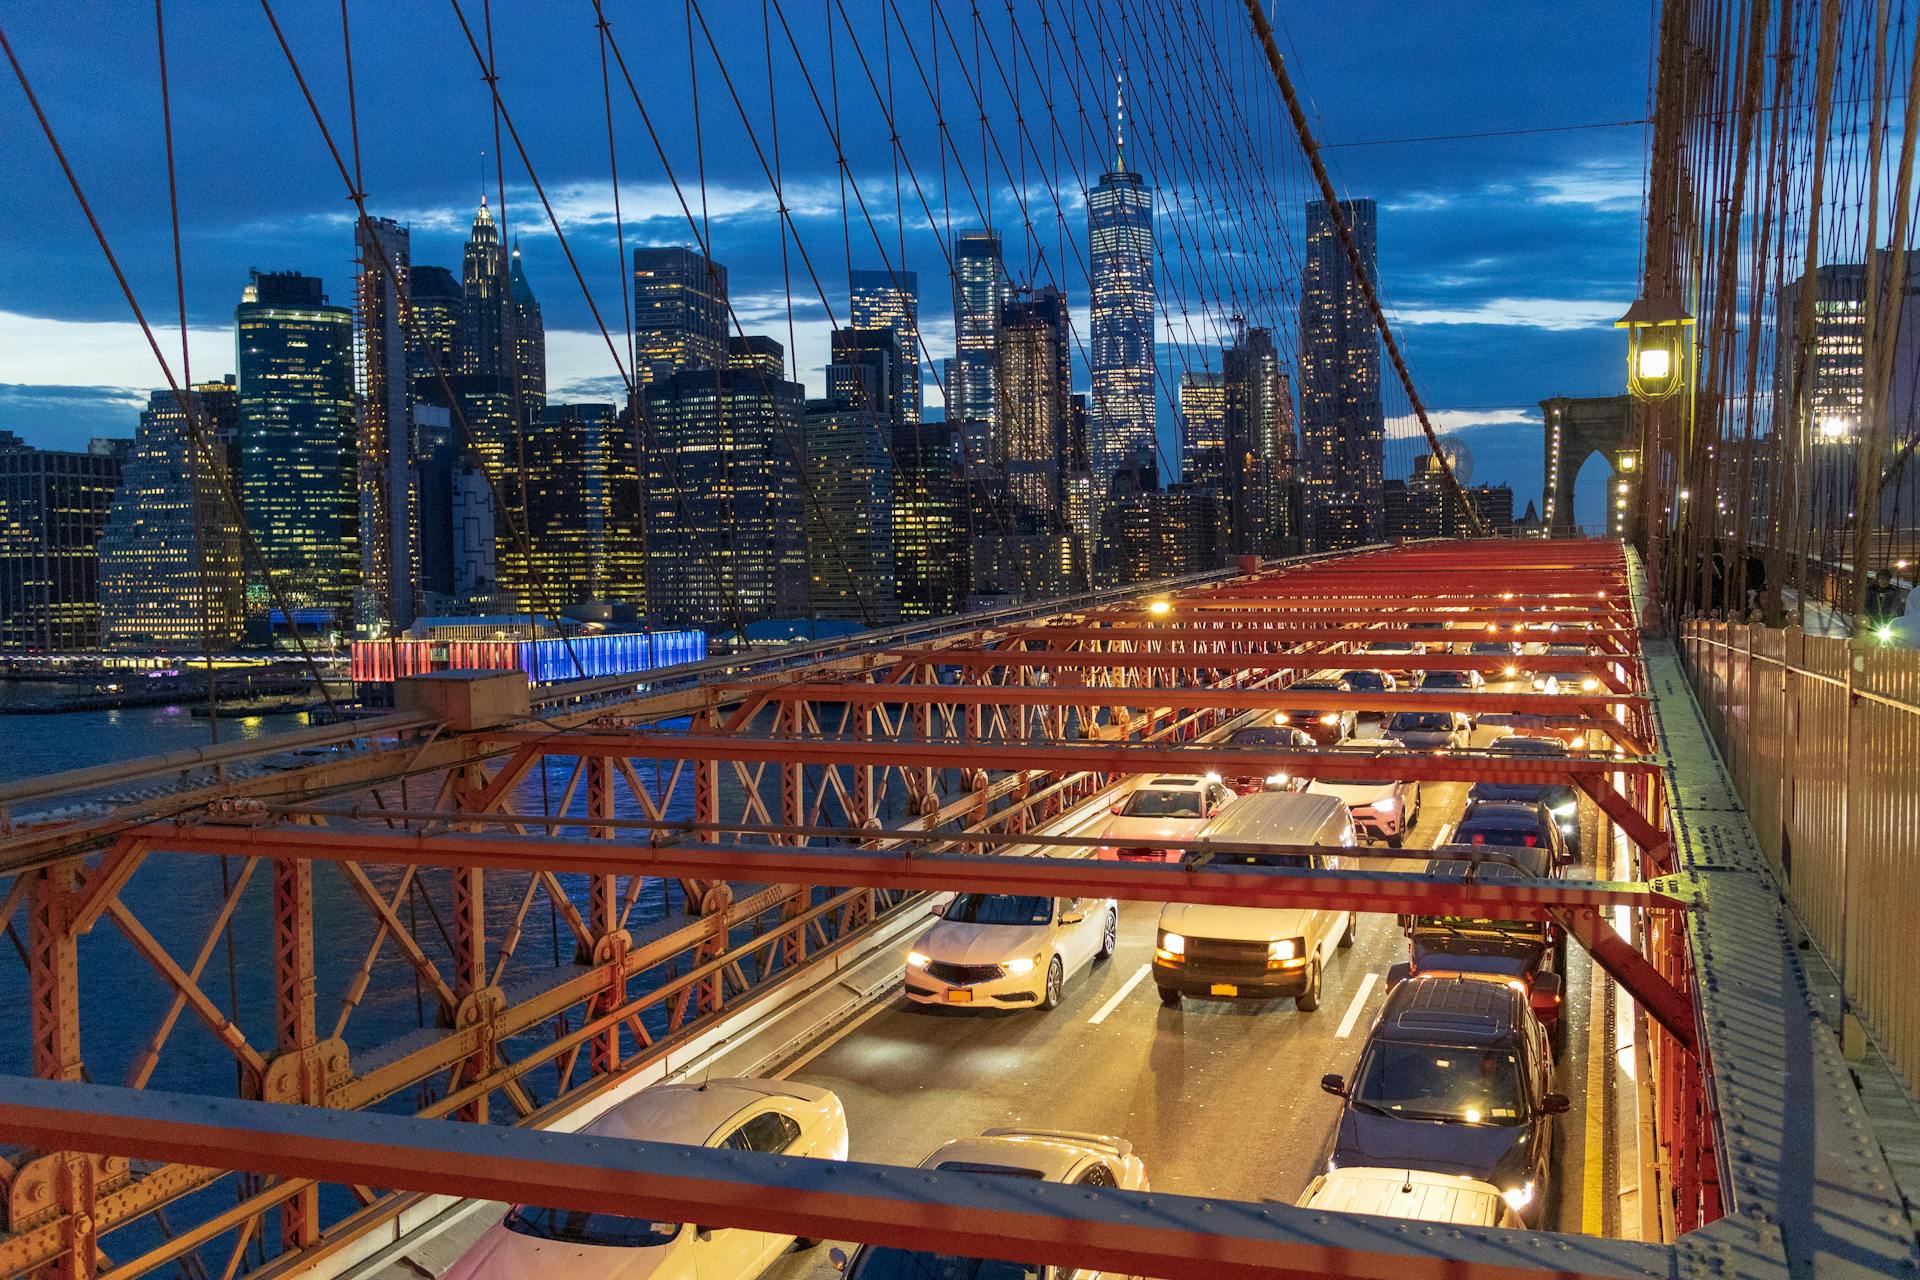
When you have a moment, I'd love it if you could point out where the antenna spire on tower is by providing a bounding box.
[1115,67,1127,172]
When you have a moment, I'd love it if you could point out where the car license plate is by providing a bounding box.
[1210,983,1238,997]
[946,989,973,1004]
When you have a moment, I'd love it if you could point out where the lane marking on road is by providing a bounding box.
[1088,963,1152,1025]
[1334,972,1379,1039]
[775,994,898,1080]
[1581,950,1611,1234]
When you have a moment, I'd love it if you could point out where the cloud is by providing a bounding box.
[1530,160,1643,213]
[0,311,234,388]
[1386,406,1541,439]
[1391,296,1627,332]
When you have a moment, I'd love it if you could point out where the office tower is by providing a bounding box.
[997,286,1072,524]
[803,402,899,623]
[356,216,417,631]
[826,327,906,427]
[633,246,730,384]
[1180,369,1227,486]
[890,420,967,619]
[407,265,463,398]
[235,270,358,620]
[514,403,646,612]
[98,384,246,650]
[1097,454,1207,586]
[1064,393,1096,562]
[1300,198,1384,549]
[0,439,123,649]
[728,334,785,379]
[507,242,547,414]
[644,357,807,627]
[1088,121,1156,485]
[458,197,506,378]
[850,269,922,423]
[950,231,1009,468]
[413,403,458,608]
[1222,325,1296,558]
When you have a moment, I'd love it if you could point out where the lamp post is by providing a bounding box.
[1617,294,1695,630]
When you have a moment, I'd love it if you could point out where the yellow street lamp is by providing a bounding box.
[1147,598,1172,618]
[1616,294,1694,402]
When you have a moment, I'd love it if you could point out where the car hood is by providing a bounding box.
[915,920,1049,966]
[1102,815,1204,842]
[442,1227,685,1280]
[1333,1108,1535,1188]
[1309,780,1396,806]
[1159,902,1309,941]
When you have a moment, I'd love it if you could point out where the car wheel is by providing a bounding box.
[792,1238,821,1251]
[1386,830,1404,848]
[1296,956,1323,1012]
[1041,954,1064,1009]
[1157,985,1181,1008]
[1338,913,1357,949]
[1097,908,1118,960]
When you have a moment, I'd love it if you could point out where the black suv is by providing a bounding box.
[1322,974,1567,1226]
[1466,736,1583,862]
[1453,799,1568,864]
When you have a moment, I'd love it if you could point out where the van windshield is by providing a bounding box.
[1389,712,1454,732]
[504,1205,680,1248]
[1352,1043,1525,1126]
[943,894,1052,926]
[1121,788,1204,817]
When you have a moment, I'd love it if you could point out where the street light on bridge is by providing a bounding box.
[1616,293,1694,401]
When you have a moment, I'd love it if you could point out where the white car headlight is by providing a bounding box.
[1551,801,1577,817]
[1372,796,1397,813]
[907,951,931,969]
[1158,931,1186,956]
[1318,713,1339,726]
[1501,1181,1535,1212]
[1005,956,1036,976]
[1268,938,1298,961]
[1265,772,1290,786]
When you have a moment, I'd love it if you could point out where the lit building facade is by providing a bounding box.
[644,361,808,628]
[890,420,967,619]
[1179,369,1226,486]
[1088,149,1156,485]
[1223,325,1296,558]
[803,403,899,623]
[512,402,647,613]
[99,384,246,650]
[1300,198,1384,549]
[507,242,546,414]
[0,437,123,650]
[997,286,1072,524]
[950,230,1009,470]
[850,268,921,424]
[355,215,417,632]
[407,265,462,395]
[633,246,730,384]
[458,198,506,379]
[826,326,907,428]
[235,270,358,620]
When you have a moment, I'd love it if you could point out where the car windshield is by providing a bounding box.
[504,1205,680,1248]
[1388,712,1453,732]
[1228,728,1298,747]
[1471,642,1513,655]
[1421,672,1471,687]
[1122,788,1203,817]
[1352,1042,1525,1125]
[846,1251,1041,1280]
[943,894,1052,926]
[1344,671,1386,689]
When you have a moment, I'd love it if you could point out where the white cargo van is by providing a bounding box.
[1151,791,1356,1011]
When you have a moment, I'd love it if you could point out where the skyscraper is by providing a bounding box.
[803,402,898,623]
[235,270,358,621]
[355,216,417,631]
[850,269,921,424]
[826,326,907,428]
[407,266,463,397]
[1179,369,1226,486]
[644,359,807,627]
[99,383,246,650]
[633,246,730,383]
[458,197,505,379]
[0,438,122,650]
[1300,198,1384,549]
[516,403,647,611]
[997,285,1072,524]
[1088,111,1156,486]
[890,420,967,619]
[507,242,547,414]
[950,231,1009,469]
[1223,325,1297,558]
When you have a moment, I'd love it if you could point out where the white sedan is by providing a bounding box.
[1306,774,1422,846]
[444,1078,847,1280]
[832,1130,1149,1277]
[905,892,1118,1010]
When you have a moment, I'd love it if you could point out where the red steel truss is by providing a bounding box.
[0,540,1725,1279]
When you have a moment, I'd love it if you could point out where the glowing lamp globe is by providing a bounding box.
[1616,294,1693,402]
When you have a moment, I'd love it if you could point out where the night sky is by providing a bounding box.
[0,1,1652,526]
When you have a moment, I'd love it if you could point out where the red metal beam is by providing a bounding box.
[976,626,1636,647]
[713,683,1644,716]
[126,824,1685,916]
[0,1078,1665,1280]
[884,650,1639,678]
[1550,906,1697,1055]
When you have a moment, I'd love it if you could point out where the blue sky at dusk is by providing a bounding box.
[0,2,1652,526]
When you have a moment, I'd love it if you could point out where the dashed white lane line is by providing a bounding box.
[1334,972,1380,1040]
[1088,963,1152,1025]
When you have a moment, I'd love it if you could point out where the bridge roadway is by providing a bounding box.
[370,698,1630,1280]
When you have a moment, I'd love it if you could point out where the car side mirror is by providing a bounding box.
[1386,962,1411,987]
[695,1225,714,1241]
[1060,909,1085,925]
[1320,1073,1347,1097]
[1540,1092,1571,1115]
[1530,972,1563,1012]
[829,1247,850,1273]
[1110,802,1125,816]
